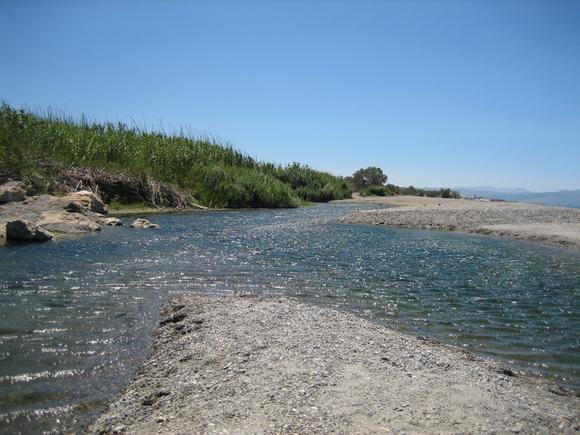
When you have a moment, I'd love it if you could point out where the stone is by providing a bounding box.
[64,201,86,214]
[141,397,155,406]
[5,220,52,241]
[0,223,6,239]
[131,218,160,229]
[159,311,186,325]
[103,217,123,226]
[0,181,27,204]
[36,211,101,234]
[558,415,573,429]
[63,190,107,214]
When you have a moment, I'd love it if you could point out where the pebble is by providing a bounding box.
[511,422,523,433]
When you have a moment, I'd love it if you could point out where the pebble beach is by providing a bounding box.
[339,195,580,250]
[89,295,579,434]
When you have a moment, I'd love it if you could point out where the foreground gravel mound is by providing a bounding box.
[89,296,578,434]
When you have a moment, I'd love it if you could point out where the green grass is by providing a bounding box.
[0,104,351,208]
[108,201,150,211]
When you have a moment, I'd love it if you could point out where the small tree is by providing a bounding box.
[440,188,451,198]
[351,166,387,189]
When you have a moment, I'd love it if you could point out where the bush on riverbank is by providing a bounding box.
[356,182,461,199]
[189,165,300,208]
[0,104,350,208]
[395,185,461,199]
[264,163,351,202]
[359,185,391,197]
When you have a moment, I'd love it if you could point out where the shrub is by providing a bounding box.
[264,162,351,202]
[190,165,300,208]
[351,166,388,189]
[360,185,389,197]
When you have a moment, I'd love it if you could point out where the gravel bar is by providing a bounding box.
[88,295,579,434]
[339,196,580,250]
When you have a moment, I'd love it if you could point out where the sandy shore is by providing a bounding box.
[338,195,580,250]
[89,295,579,434]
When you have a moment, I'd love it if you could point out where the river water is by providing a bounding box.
[0,203,579,433]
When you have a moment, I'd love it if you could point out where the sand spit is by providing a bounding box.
[89,295,578,434]
[338,195,580,250]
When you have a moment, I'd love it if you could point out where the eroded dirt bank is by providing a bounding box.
[89,295,579,434]
[338,195,580,250]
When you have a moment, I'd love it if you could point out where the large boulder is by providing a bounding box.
[131,218,160,229]
[36,211,101,234]
[63,191,107,214]
[0,181,27,204]
[5,220,52,242]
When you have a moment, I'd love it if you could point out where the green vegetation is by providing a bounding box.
[263,163,351,203]
[190,165,300,208]
[359,185,389,197]
[0,104,351,208]
[348,166,460,199]
[358,183,460,199]
[394,185,461,199]
[108,200,150,211]
[350,166,388,189]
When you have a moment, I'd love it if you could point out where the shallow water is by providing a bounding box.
[0,203,579,433]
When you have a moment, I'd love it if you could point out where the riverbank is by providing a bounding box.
[0,189,167,242]
[89,295,578,434]
[338,194,580,250]
[1,104,351,209]
[108,206,199,216]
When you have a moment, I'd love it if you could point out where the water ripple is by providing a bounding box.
[0,203,579,433]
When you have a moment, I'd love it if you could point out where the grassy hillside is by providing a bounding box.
[0,104,351,208]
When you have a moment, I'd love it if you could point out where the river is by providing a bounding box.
[1,203,579,433]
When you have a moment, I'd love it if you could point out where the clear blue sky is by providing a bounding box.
[1,1,579,191]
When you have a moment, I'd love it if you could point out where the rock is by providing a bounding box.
[36,211,101,234]
[0,223,6,239]
[23,194,62,208]
[5,220,52,242]
[103,217,123,226]
[159,311,186,325]
[131,218,160,229]
[500,367,516,377]
[63,191,107,214]
[63,201,86,214]
[0,181,27,204]
[558,415,573,429]
[510,422,523,433]
[141,396,156,406]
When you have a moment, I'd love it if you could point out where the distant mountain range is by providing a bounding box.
[455,186,580,208]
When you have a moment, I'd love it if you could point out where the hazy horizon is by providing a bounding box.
[1,1,579,191]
